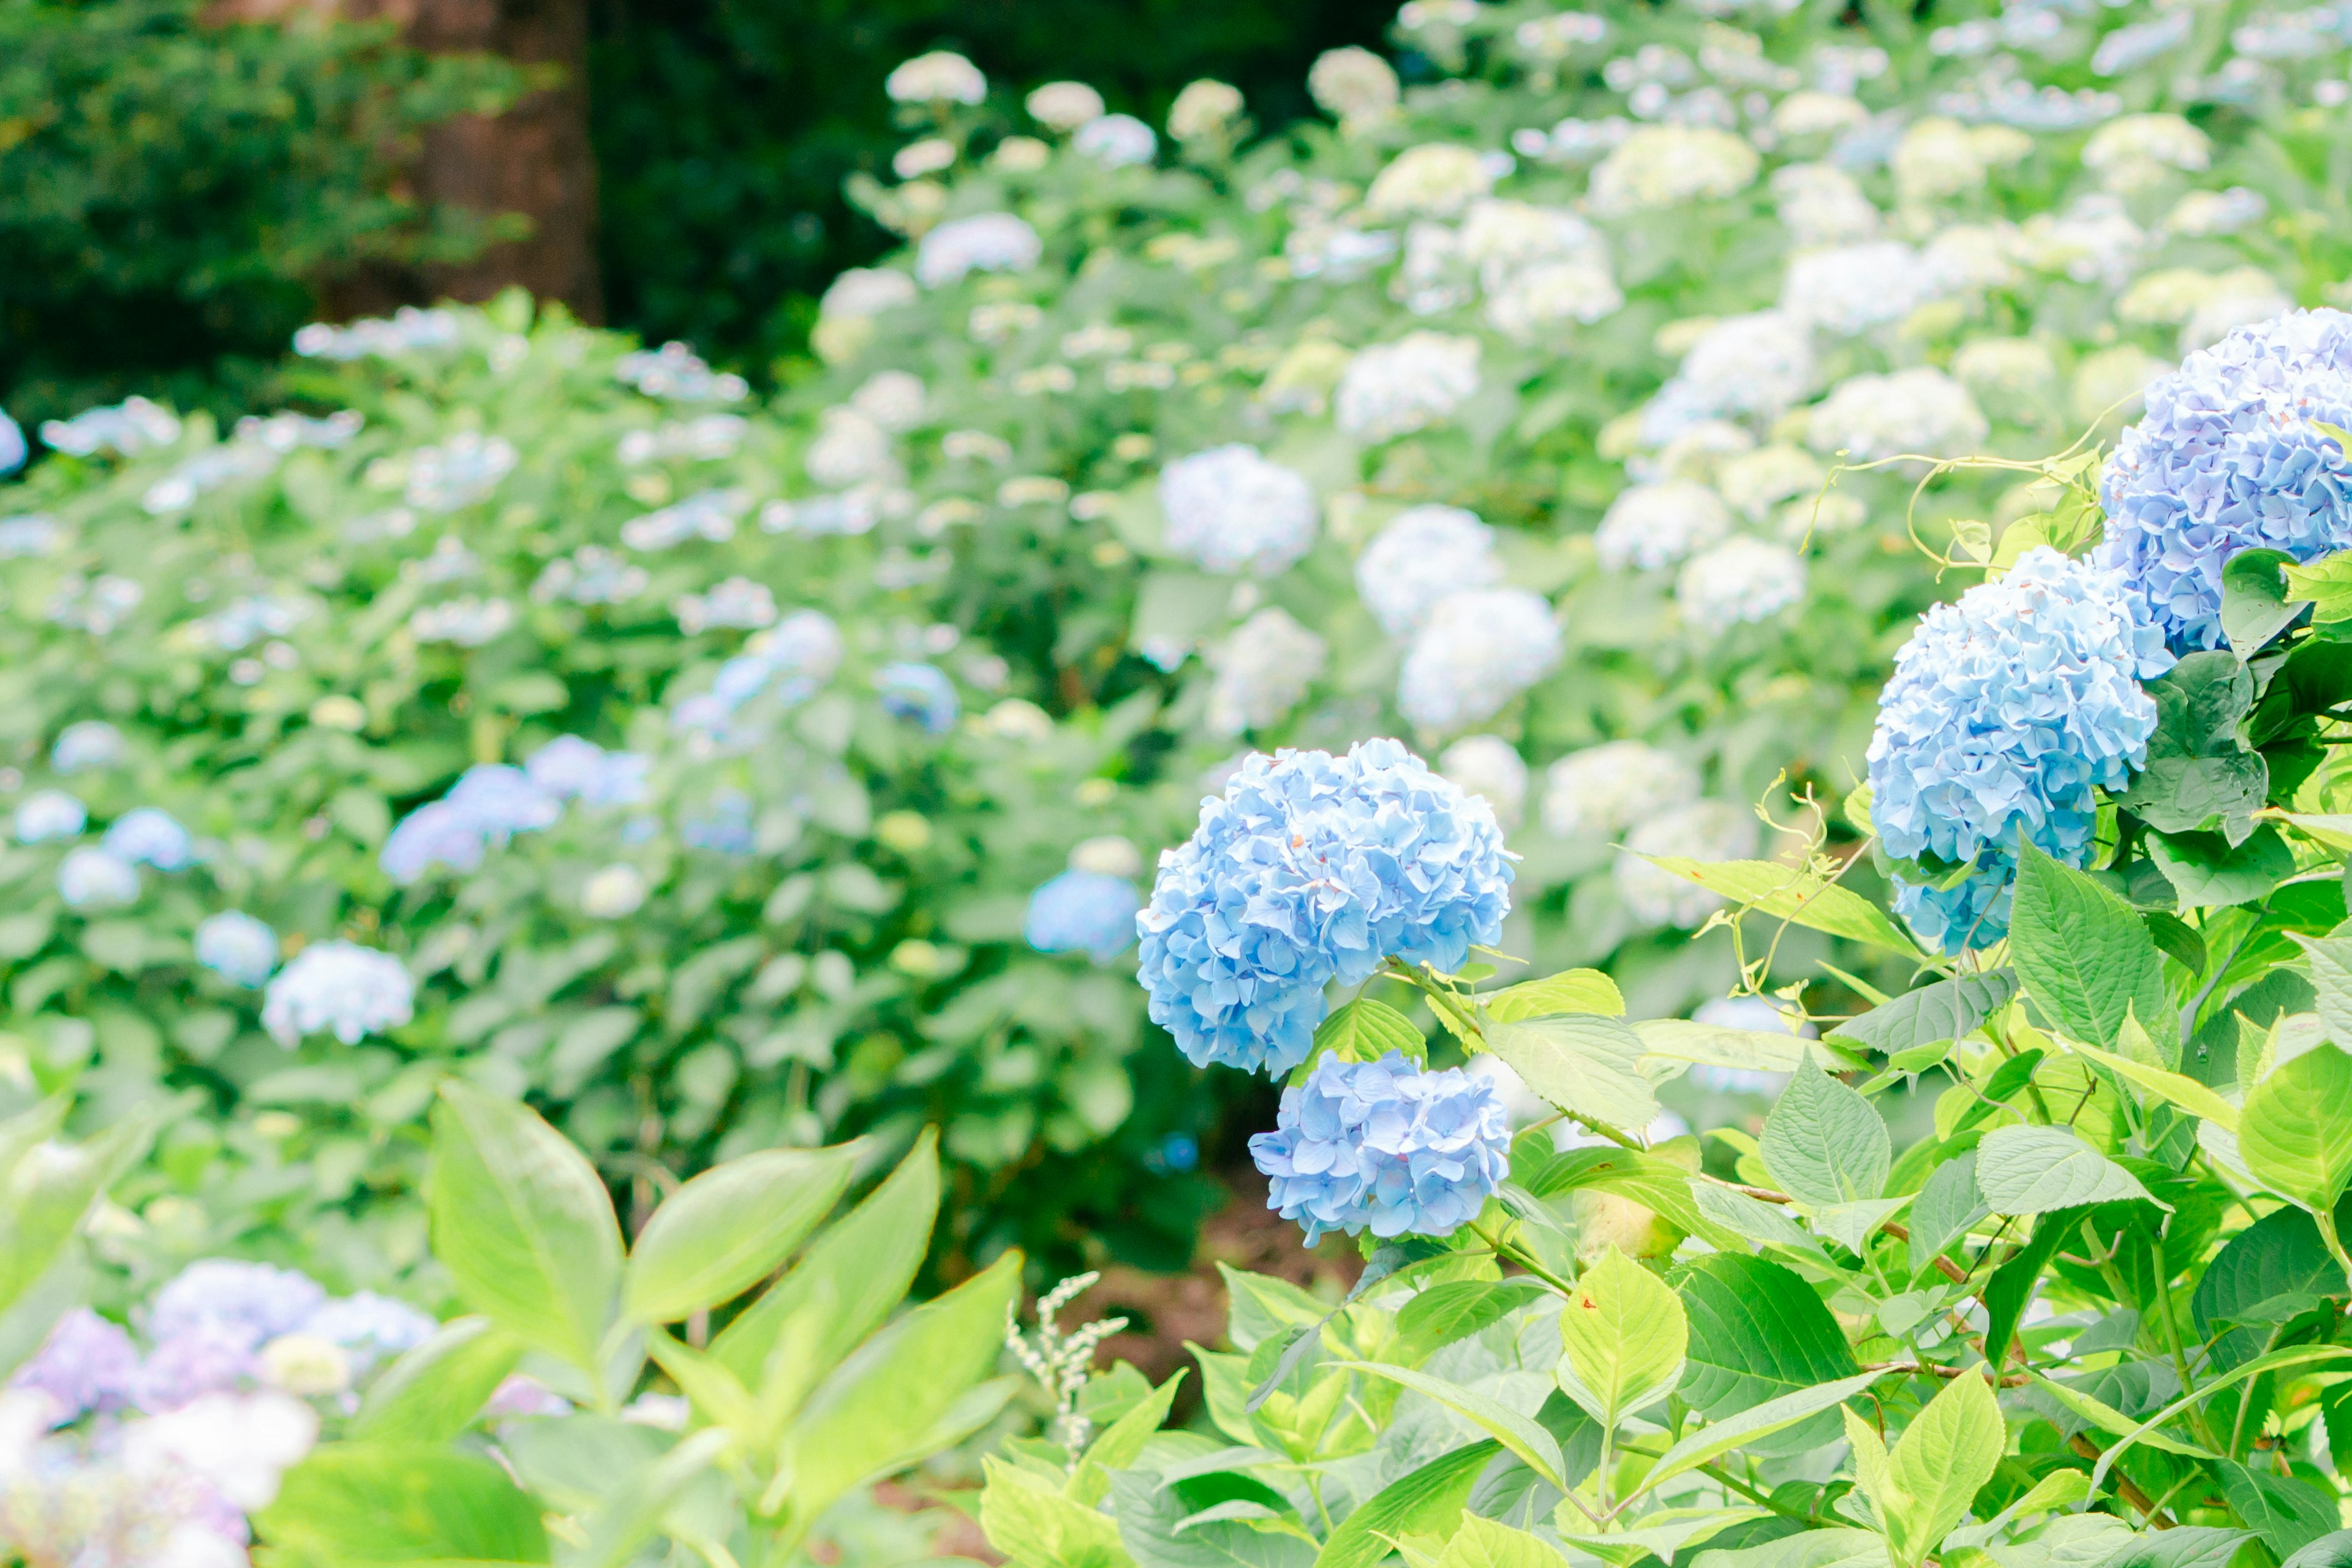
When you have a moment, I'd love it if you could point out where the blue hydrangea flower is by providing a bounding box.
[1248,1051,1510,1244]
[260,940,414,1046]
[12,1308,138,1423]
[1024,869,1142,962]
[301,1292,438,1373]
[14,790,85,843]
[1137,738,1513,1076]
[58,846,138,909]
[2097,308,2352,650]
[195,911,278,987]
[148,1260,327,1350]
[876,662,959,733]
[444,764,561,839]
[52,720,124,772]
[380,799,488,883]
[1867,547,2174,951]
[101,807,192,870]
[680,790,756,854]
[525,736,650,806]
[132,1325,257,1412]
[0,408,24,475]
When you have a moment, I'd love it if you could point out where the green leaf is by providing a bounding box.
[2217,1459,2342,1562]
[1074,1370,1186,1500]
[2148,827,2296,910]
[2280,1530,2352,1568]
[1675,1254,1860,1456]
[1635,1019,1819,1076]
[1758,1055,1889,1206]
[2298,933,2352,1048]
[2090,1345,2352,1493]
[2239,1042,2352,1214]
[1637,858,1920,956]
[2192,1197,2352,1333]
[2018,1371,2207,1460]
[1877,1371,2005,1568]
[1635,1370,1883,1500]
[1394,1280,1549,1362]
[984,1455,1136,1568]
[257,1442,551,1564]
[2262,810,2352,853]
[1907,1152,1988,1279]
[1827,973,2018,1056]
[1483,1015,1657,1135]
[711,1129,938,1388]
[622,1144,859,1325]
[1555,1246,1687,1428]
[2102,1528,2257,1568]
[1688,1529,1889,1568]
[1345,1365,1565,1489]
[2119,652,2268,837]
[1974,1124,2163,1215]
[1312,1441,1499,1568]
[772,1252,1026,1544]
[1313,999,1425,1066]
[426,1084,624,1375]
[1110,1468,1312,1568]
[1981,1214,2077,1372]
[350,1317,523,1444]
[2008,843,2173,1052]
[1485,969,1624,1023]
[2061,1035,2241,1133]
[2222,548,2303,656]
[2285,551,2352,623]
[1440,1515,1570,1568]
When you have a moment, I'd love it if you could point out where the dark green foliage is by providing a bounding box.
[0,0,519,422]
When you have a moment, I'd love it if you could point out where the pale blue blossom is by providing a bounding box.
[526,737,650,806]
[149,1261,327,1351]
[261,941,414,1046]
[102,808,192,870]
[300,1293,437,1373]
[15,790,86,843]
[1137,739,1512,1076]
[195,912,278,988]
[1024,870,1142,962]
[2097,308,2352,649]
[876,663,959,733]
[52,721,124,772]
[11,1309,138,1423]
[58,847,138,909]
[1868,547,2174,951]
[0,409,23,475]
[1248,1051,1510,1244]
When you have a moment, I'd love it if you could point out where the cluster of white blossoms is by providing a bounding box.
[1334,332,1482,440]
[1207,608,1328,736]
[1355,505,1502,636]
[1806,367,1989,462]
[1158,445,1317,576]
[1398,587,1564,732]
[1597,480,1732,571]
[1676,536,1809,631]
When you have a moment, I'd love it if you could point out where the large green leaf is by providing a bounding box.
[1758,1055,1888,1206]
[1345,1364,1566,1488]
[2008,843,2171,1054]
[2119,652,2268,837]
[1675,1254,1858,1456]
[1313,998,1427,1065]
[2191,1197,2352,1333]
[1688,1529,1888,1568]
[1634,1019,1819,1076]
[2239,1042,2352,1215]
[771,1251,1026,1543]
[1312,1441,1499,1568]
[1827,973,2017,1057]
[711,1129,939,1387]
[2280,1530,2352,1568]
[1855,1370,2004,1568]
[1639,857,1920,956]
[350,1317,523,1444]
[2299,933,2352,1045]
[2218,1459,2342,1562]
[984,1456,1134,1568]
[1485,969,1624,1023]
[2149,827,2295,910]
[1484,1014,1658,1135]
[622,1143,859,1325]
[1394,1280,1550,1362]
[1110,1466,1311,1568]
[258,1442,551,1565]
[1440,1515,1569,1568]
[1555,1246,1686,1427]
[1634,1370,1883,1499]
[1974,1125,2162,1216]
[428,1083,624,1375]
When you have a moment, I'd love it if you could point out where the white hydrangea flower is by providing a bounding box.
[1205,609,1327,736]
[915,213,1042,287]
[674,576,779,635]
[1335,332,1480,441]
[1770,162,1879,246]
[2083,112,2211,192]
[409,597,515,647]
[892,138,954,179]
[1615,801,1760,927]
[1543,741,1699,840]
[2180,279,2294,353]
[262,941,415,1046]
[1027,81,1105,130]
[582,864,649,918]
[850,370,926,430]
[885,51,986,105]
[805,407,900,488]
[1439,735,1530,831]
[1071,834,1145,876]
[1596,480,1732,571]
[1921,222,2023,293]
[2163,186,2266,236]
[1169,80,1245,141]
[819,268,919,320]
[1771,90,1869,137]
[1643,312,1813,439]
[1676,537,1808,630]
[1158,445,1317,575]
[1485,259,1623,339]
[1076,113,1157,166]
[1398,587,1564,731]
[1587,126,1760,216]
[1355,505,1502,637]
[1308,47,1400,125]
[2014,197,2143,287]
[1952,337,2059,400]
[1891,116,1995,202]
[1366,145,1499,217]
[1780,241,1932,335]
[1807,368,1987,462]
[1714,444,1825,521]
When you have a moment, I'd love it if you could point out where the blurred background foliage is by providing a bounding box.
[0,0,1395,424]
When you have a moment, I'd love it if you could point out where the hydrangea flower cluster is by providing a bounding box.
[1542,741,1700,841]
[1676,537,1808,630]
[195,911,279,988]
[2095,309,2352,650]
[1868,548,2174,951]
[1597,480,1732,571]
[1207,609,1327,736]
[1398,587,1564,731]
[1438,735,1529,832]
[1248,1052,1511,1244]
[1137,739,1512,1076]
[1334,332,1482,441]
[875,662,960,733]
[260,941,415,1047]
[670,609,845,744]
[1025,869,1144,962]
[916,213,1044,288]
[1354,505,1501,637]
[1158,445,1317,576]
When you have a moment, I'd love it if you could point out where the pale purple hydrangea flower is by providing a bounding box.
[101,808,192,870]
[260,941,415,1046]
[194,912,277,987]
[12,1310,138,1423]
[1024,870,1142,962]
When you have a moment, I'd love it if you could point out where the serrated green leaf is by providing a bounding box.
[1827,973,2017,1057]
[1974,1124,2165,1215]
[1483,1015,1657,1134]
[1313,999,1425,1066]
[1675,1254,1858,1456]
[1555,1246,1686,1427]
[2008,843,2170,1053]
[1311,1441,1499,1568]
[1758,1055,1888,1207]
[1634,1370,1883,1501]
[2239,1042,2352,1215]
[1637,858,1920,956]
[1485,969,1624,1023]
